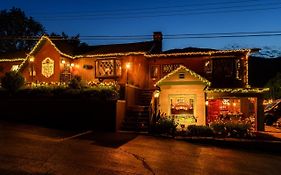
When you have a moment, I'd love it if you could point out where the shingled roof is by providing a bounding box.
[75,41,157,55]
[163,47,217,54]
[0,51,27,59]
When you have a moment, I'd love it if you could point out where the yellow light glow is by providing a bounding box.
[154,90,160,98]
[61,60,66,64]
[125,62,131,69]
[29,56,34,62]
[205,100,209,106]
[71,63,75,67]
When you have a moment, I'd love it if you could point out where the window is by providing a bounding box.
[150,65,159,79]
[162,64,180,74]
[204,60,212,73]
[179,73,185,79]
[11,65,19,71]
[235,59,242,80]
[95,58,121,78]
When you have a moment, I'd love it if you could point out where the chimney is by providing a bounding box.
[152,31,163,53]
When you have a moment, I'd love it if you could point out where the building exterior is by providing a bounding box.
[0,32,268,131]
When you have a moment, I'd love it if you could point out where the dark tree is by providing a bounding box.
[265,72,281,99]
[0,7,45,53]
[1,71,25,93]
[49,32,88,48]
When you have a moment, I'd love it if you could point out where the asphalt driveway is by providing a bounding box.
[1,121,281,175]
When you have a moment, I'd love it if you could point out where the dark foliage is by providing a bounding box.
[249,56,281,87]
[1,71,25,92]
[0,7,45,53]
[186,125,214,137]
[68,75,83,89]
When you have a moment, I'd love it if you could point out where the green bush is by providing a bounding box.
[1,71,25,93]
[153,116,178,136]
[68,75,84,89]
[210,120,252,138]
[186,125,214,137]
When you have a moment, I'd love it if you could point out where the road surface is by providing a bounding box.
[0,121,281,175]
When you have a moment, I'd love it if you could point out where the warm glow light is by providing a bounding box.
[71,63,75,67]
[61,60,66,64]
[154,90,160,98]
[29,56,34,62]
[205,100,209,106]
[125,62,131,69]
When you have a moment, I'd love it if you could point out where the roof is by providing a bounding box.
[75,41,156,55]
[0,51,26,59]
[163,47,217,54]
[155,65,211,86]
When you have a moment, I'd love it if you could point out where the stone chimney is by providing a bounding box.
[152,32,163,53]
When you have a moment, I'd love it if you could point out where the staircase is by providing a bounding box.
[121,89,154,132]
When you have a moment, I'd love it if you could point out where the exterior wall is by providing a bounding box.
[158,84,206,126]
[72,57,97,82]
[21,40,65,83]
[122,55,149,89]
[157,69,208,126]
[147,56,207,89]
[0,61,24,77]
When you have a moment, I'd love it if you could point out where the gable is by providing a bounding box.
[155,65,211,86]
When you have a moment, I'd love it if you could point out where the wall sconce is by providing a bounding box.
[61,60,66,64]
[205,100,209,106]
[70,63,75,67]
[29,56,34,62]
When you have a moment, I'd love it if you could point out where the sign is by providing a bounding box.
[42,57,54,78]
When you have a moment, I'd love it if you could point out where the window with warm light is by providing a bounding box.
[95,58,121,78]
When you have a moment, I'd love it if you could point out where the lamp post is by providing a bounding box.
[29,56,34,83]
[125,62,131,84]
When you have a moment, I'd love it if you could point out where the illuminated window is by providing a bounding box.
[204,60,212,73]
[95,58,121,78]
[11,65,19,71]
[162,64,180,74]
[150,65,159,79]
[235,59,242,80]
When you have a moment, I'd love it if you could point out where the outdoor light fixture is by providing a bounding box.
[29,56,35,82]
[61,60,66,64]
[205,100,209,106]
[29,56,34,62]
[70,63,75,67]
[125,62,131,84]
[125,62,131,69]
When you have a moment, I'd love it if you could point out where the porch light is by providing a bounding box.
[125,62,131,69]
[29,56,34,62]
[61,60,66,64]
[154,90,160,98]
[205,100,209,106]
[125,62,131,84]
[70,63,75,67]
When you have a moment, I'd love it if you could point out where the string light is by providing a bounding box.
[155,65,211,86]
[205,88,269,94]
[0,35,257,88]
[0,58,25,62]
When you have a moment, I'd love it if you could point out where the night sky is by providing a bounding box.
[1,0,281,51]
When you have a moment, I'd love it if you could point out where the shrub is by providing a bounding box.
[68,75,84,89]
[152,116,178,136]
[1,71,25,93]
[186,125,214,137]
[225,122,252,138]
[210,120,252,138]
